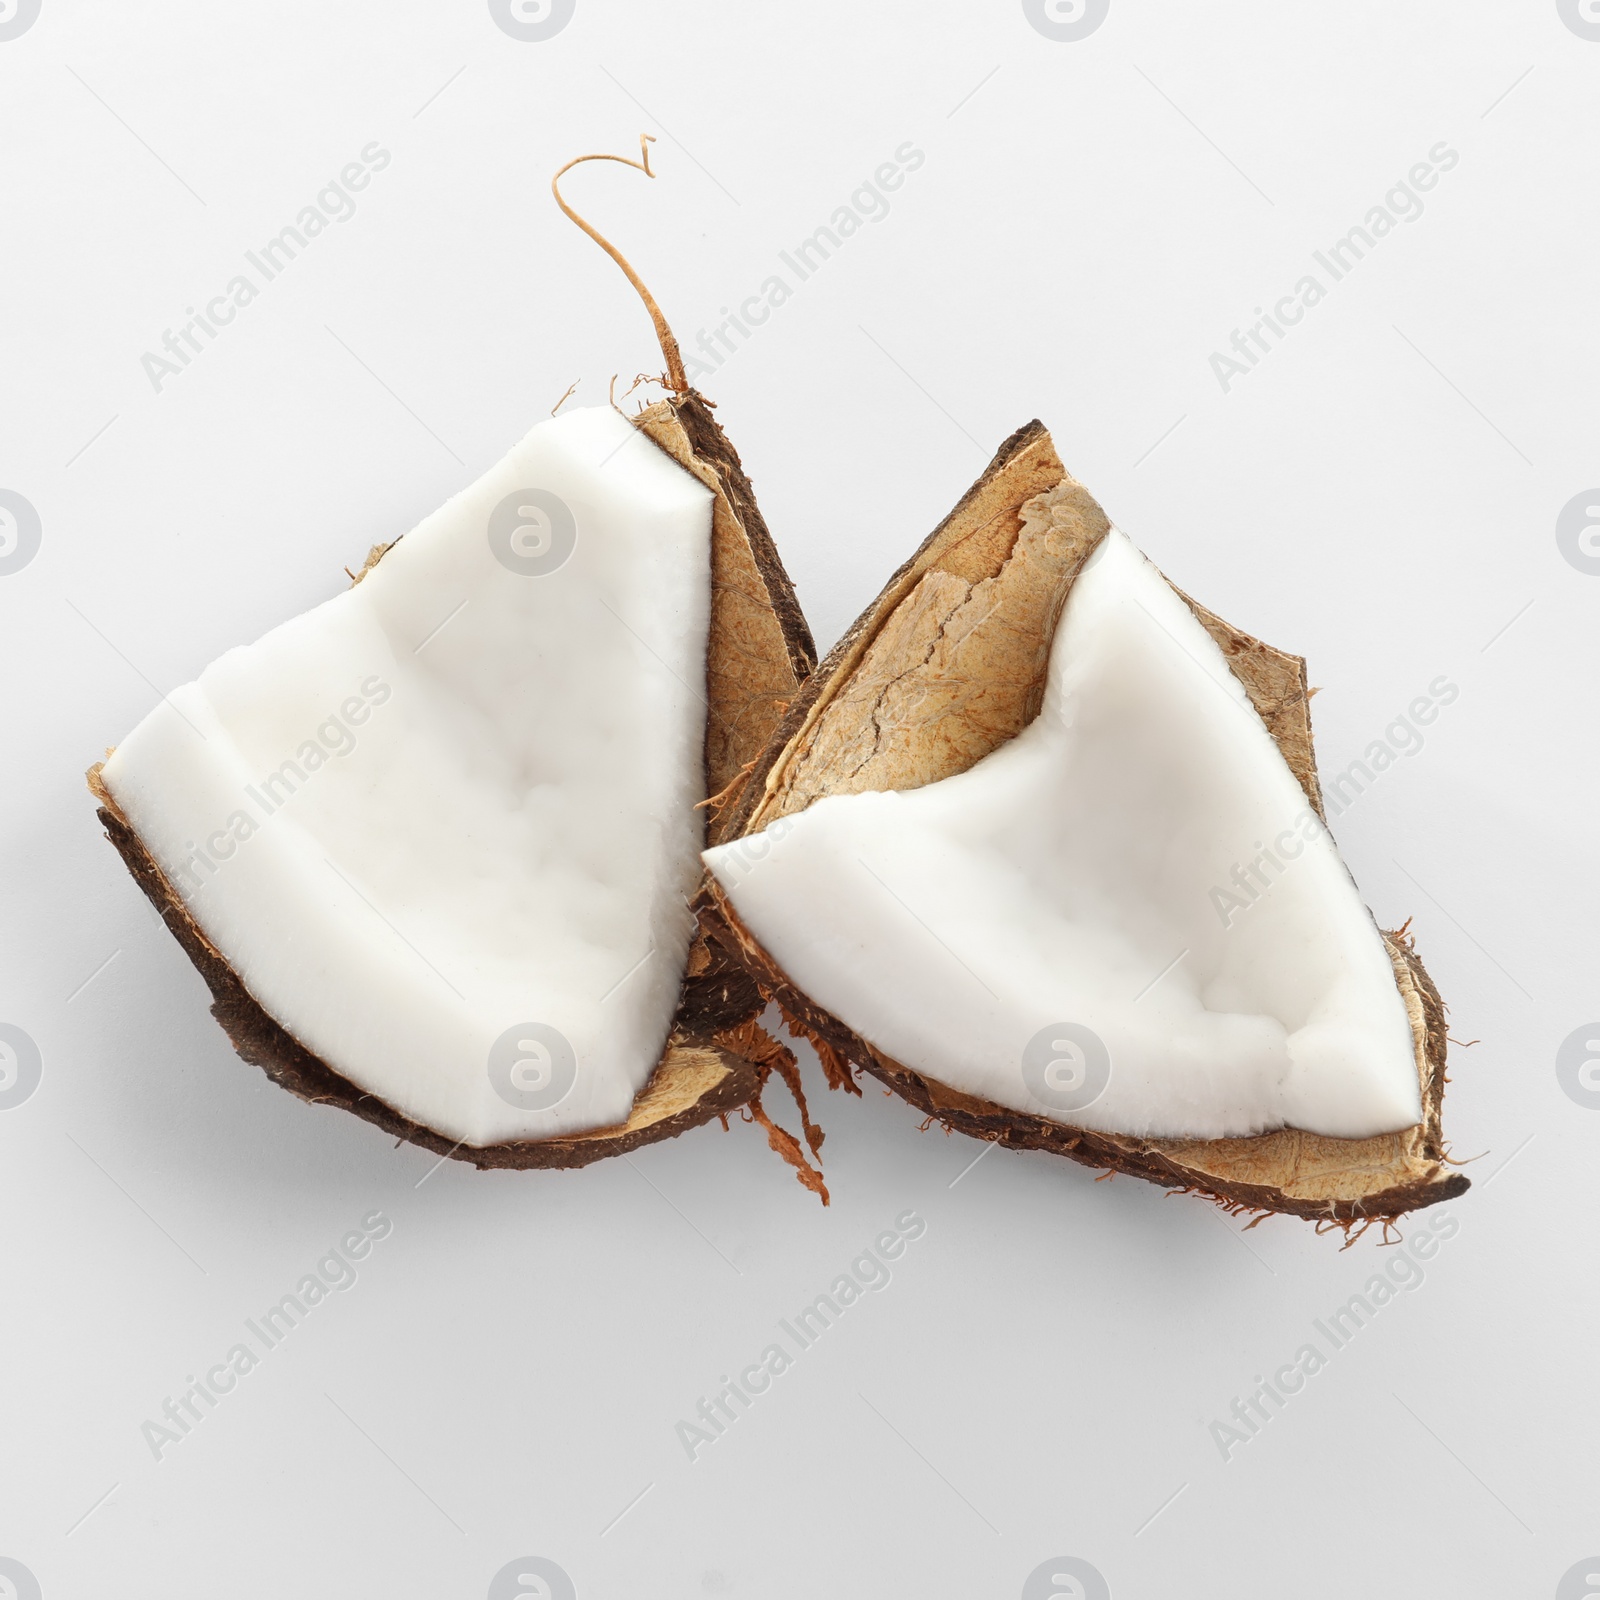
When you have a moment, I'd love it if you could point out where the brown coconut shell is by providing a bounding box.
[88,393,821,1176]
[698,420,1468,1232]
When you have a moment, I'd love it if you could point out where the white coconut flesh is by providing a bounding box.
[102,406,713,1146]
[705,529,1423,1142]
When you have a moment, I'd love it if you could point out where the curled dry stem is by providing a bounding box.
[552,134,689,394]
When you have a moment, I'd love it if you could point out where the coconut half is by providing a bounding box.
[89,396,817,1173]
[698,421,1467,1229]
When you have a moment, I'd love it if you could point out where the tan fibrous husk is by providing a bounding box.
[633,391,814,822]
[696,421,1469,1234]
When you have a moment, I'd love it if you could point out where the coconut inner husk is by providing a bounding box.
[634,392,813,823]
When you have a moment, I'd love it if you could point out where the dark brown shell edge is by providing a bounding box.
[702,881,1466,1230]
[91,764,761,1168]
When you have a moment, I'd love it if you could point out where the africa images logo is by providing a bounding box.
[0,1559,41,1600]
[489,0,575,42]
[1022,0,1109,42]
[1022,1022,1111,1113]
[1557,1558,1600,1599]
[0,1024,43,1111]
[487,1023,577,1111]
[0,0,41,43]
[1556,489,1600,575]
[1558,0,1600,41]
[487,1556,575,1599]
[488,489,577,576]
[1022,1556,1111,1599]
[1556,1024,1600,1109]
[0,489,42,577]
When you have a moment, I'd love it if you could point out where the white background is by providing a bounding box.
[2,2,1597,1596]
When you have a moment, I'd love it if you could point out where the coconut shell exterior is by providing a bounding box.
[698,422,1468,1228]
[89,392,815,1171]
